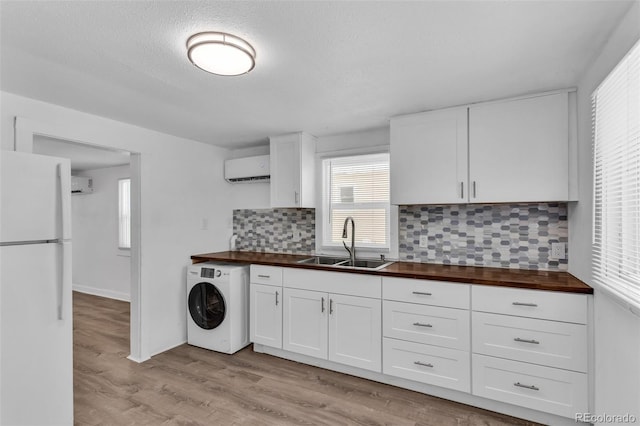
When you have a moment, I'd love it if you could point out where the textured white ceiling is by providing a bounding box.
[0,1,634,148]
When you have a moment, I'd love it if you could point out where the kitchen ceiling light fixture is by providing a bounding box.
[187,32,256,76]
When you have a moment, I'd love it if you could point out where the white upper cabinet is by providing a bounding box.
[270,132,316,208]
[390,91,574,205]
[468,92,569,203]
[390,106,468,205]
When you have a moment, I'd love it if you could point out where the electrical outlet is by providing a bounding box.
[419,235,428,248]
[291,224,301,242]
[550,242,566,260]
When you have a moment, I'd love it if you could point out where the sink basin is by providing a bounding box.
[297,256,394,270]
[297,256,348,265]
[334,259,395,270]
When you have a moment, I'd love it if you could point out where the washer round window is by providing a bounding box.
[188,282,226,330]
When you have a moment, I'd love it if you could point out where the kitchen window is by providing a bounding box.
[592,39,640,312]
[118,178,131,249]
[321,153,390,251]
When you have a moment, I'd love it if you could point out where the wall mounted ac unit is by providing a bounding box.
[71,176,93,194]
[224,155,270,183]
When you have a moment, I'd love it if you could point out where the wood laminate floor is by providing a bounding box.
[73,291,541,426]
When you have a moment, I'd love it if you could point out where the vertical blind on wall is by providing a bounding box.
[592,39,640,310]
[118,178,131,249]
[323,153,390,249]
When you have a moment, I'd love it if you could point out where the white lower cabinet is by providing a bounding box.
[251,266,592,421]
[383,338,470,393]
[329,294,381,371]
[250,283,283,348]
[281,284,382,372]
[472,354,588,418]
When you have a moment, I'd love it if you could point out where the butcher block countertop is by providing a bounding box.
[191,251,593,294]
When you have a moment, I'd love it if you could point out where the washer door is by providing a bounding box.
[188,282,226,330]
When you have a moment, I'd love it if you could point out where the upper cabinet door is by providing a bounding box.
[390,107,468,205]
[270,132,316,208]
[468,93,569,203]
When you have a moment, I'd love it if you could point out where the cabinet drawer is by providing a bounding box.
[383,277,470,309]
[383,338,470,393]
[472,286,587,324]
[472,354,588,419]
[472,312,587,372]
[283,268,381,298]
[251,265,283,286]
[383,301,470,350]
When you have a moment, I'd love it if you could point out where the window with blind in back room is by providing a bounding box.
[118,178,131,249]
[592,39,640,311]
[322,153,390,250]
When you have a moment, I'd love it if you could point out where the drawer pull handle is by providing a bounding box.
[414,361,434,368]
[413,322,433,328]
[514,337,540,344]
[412,291,432,296]
[257,274,271,279]
[512,302,538,307]
[514,382,539,391]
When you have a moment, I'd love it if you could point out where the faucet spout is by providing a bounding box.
[342,216,356,266]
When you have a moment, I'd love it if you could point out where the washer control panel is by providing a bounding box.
[200,267,222,279]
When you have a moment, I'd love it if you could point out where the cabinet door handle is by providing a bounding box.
[412,291,432,296]
[512,302,538,307]
[413,322,433,328]
[514,337,540,344]
[294,191,299,205]
[257,274,271,279]
[460,181,464,199]
[514,382,539,391]
[329,299,334,315]
[275,291,279,306]
[321,297,325,313]
[473,181,477,198]
[414,361,434,368]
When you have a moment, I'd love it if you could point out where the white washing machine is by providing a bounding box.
[186,262,250,354]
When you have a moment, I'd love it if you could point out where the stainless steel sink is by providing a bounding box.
[297,256,348,265]
[333,259,395,271]
[297,256,394,270]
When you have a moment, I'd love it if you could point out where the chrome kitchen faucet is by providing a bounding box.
[342,216,356,266]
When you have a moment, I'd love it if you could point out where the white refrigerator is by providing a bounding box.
[0,150,73,425]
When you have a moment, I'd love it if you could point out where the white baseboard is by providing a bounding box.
[73,283,130,302]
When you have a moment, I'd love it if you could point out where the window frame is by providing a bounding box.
[315,147,398,258]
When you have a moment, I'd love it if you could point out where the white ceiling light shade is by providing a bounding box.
[187,32,256,76]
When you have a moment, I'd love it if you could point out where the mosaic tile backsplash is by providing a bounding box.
[233,208,316,254]
[398,203,568,271]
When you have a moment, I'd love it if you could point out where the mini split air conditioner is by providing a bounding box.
[71,176,93,194]
[224,155,270,183]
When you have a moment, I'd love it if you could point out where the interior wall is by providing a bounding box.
[569,2,640,423]
[71,165,131,301]
[1,91,231,360]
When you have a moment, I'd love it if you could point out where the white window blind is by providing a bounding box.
[323,153,390,249]
[118,178,131,249]
[593,39,640,310]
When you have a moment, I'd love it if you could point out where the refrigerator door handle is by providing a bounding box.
[58,163,71,241]
[58,241,71,320]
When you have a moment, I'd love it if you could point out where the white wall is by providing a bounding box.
[569,2,640,423]
[1,91,231,360]
[71,165,131,301]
